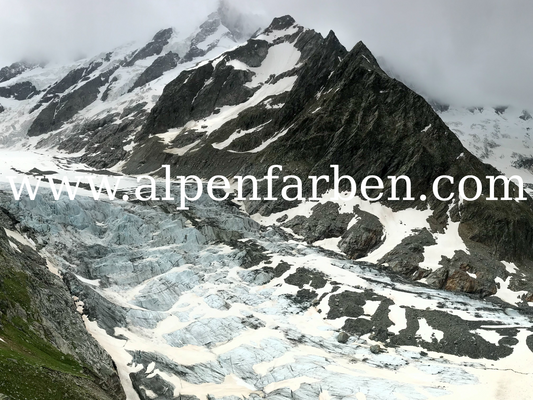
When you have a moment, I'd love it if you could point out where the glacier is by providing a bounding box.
[0,177,532,399]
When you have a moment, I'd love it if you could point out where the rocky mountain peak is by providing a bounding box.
[124,27,174,67]
[190,15,223,48]
[0,60,42,84]
[265,15,297,32]
[319,30,346,60]
[152,27,174,42]
[344,40,385,74]
[324,29,341,44]
[520,109,532,120]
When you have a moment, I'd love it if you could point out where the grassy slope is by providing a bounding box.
[0,250,116,400]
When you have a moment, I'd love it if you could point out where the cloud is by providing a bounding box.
[249,0,533,109]
[0,0,217,63]
[1,0,532,109]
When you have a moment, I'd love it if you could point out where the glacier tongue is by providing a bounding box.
[2,181,533,400]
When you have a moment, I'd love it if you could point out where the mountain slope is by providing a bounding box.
[439,105,533,189]
[0,208,125,399]
[0,6,254,164]
[1,10,532,304]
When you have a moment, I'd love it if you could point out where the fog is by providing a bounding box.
[1,0,532,109]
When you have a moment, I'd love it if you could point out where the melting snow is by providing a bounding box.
[244,126,291,153]
[246,42,301,88]
[417,318,444,342]
[495,277,527,305]
[502,261,519,274]
[420,205,469,271]
[388,304,407,335]
[255,25,301,43]
[212,120,271,150]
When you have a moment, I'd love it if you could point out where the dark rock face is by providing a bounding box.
[494,106,508,115]
[520,110,532,121]
[101,76,118,102]
[125,28,174,67]
[327,291,368,320]
[127,351,205,400]
[129,52,180,92]
[64,272,129,337]
[134,20,323,142]
[28,67,118,136]
[339,208,384,259]
[181,46,208,63]
[458,199,533,264]
[388,307,517,360]
[191,15,223,48]
[444,270,483,293]
[511,156,533,173]
[31,61,103,113]
[425,250,502,298]
[179,11,234,63]
[266,15,296,32]
[130,366,180,400]
[138,59,256,140]
[281,202,384,259]
[0,209,125,399]
[324,284,519,361]
[273,260,291,277]
[0,61,40,83]
[55,107,146,169]
[0,81,39,100]
[285,267,327,289]
[234,240,270,269]
[0,104,4,114]
[283,202,353,243]
[378,229,435,279]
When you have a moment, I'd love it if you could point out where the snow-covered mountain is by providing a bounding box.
[0,6,251,163]
[1,5,533,400]
[438,106,533,189]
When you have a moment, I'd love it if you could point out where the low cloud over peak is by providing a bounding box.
[1,0,531,109]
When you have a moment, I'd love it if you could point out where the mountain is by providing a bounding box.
[438,105,533,189]
[0,6,250,159]
[122,15,533,297]
[1,7,533,400]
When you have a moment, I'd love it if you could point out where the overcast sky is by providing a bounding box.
[1,0,532,108]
